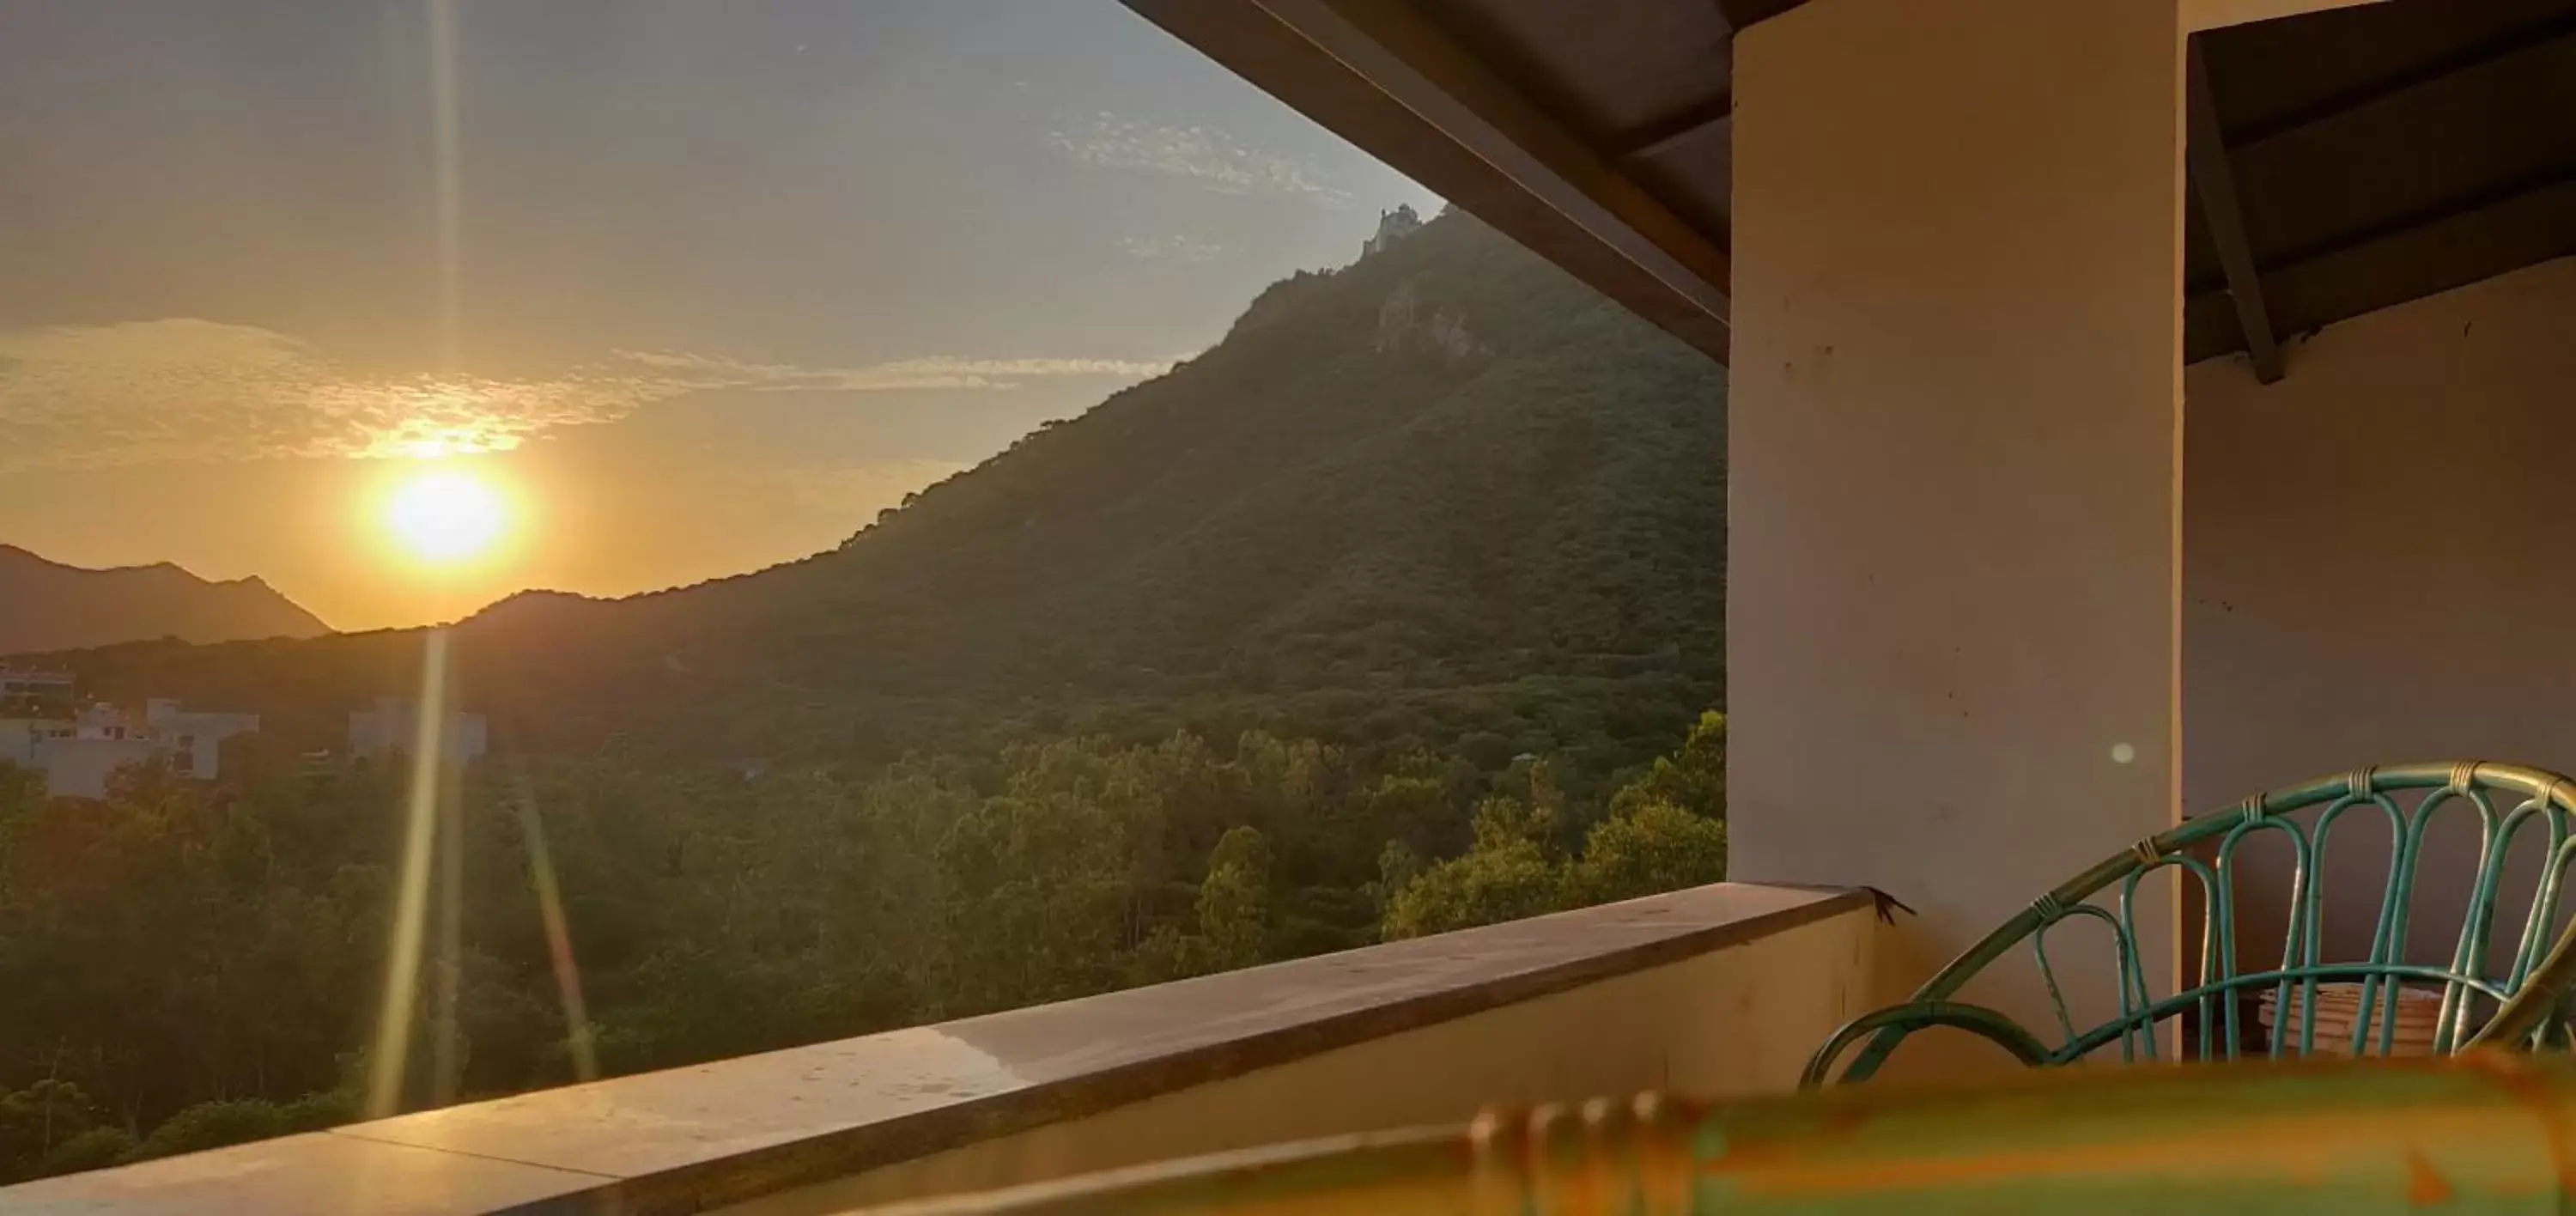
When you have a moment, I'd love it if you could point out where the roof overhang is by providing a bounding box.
[1124,0,2576,380]
[1122,0,1738,363]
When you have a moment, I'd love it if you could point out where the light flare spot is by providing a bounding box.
[386,471,508,564]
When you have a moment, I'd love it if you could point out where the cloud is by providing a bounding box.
[1048,112,1352,207]
[1117,234,1226,263]
[614,350,1179,393]
[0,320,644,468]
[0,319,1179,471]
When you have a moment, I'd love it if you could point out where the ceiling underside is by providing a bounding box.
[1123,0,2576,374]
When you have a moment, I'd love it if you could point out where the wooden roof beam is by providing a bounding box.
[2187,39,2285,384]
[1714,0,1811,33]
[2226,13,2576,147]
[1242,0,1733,332]
[1609,94,1734,161]
[1121,0,1733,361]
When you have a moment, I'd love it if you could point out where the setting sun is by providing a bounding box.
[384,470,509,565]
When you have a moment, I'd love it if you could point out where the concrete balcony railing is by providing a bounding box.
[2,884,1880,1216]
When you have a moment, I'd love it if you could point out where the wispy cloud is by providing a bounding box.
[1117,234,1226,263]
[0,319,1178,471]
[614,350,1177,392]
[1048,112,1351,207]
[0,320,643,468]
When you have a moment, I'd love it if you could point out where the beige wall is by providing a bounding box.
[723,905,1880,1214]
[1725,0,2188,1065]
[2184,255,2576,964]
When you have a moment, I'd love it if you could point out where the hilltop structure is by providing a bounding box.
[1360,203,1421,257]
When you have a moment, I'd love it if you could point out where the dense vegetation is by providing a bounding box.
[0,713,1722,1182]
[0,210,1731,1181]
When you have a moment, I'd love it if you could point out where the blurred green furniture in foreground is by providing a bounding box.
[866,763,2576,1214]
[868,1053,2576,1214]
[1805,762,2576,1085]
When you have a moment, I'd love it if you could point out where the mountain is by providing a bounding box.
[0,545,330,655]
[33,211,1726,774]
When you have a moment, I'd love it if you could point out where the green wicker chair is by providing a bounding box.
[1804,762,2576,1086]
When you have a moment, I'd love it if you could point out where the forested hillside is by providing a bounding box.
[0,210,1732,1180]
[32,211,1725,781]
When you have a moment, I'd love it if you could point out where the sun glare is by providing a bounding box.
[385,470,509,565]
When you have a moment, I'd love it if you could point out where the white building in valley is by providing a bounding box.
[0,718,70,770]
[143,699,262,780]
[0,669,78,777]
[29,734,161,800]
[0,667,76,704]
[0,698,260,799]
[349,697,489,765]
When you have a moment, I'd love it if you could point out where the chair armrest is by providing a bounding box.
[1801,1000,2052,1087]
[2470,913,2576,1051]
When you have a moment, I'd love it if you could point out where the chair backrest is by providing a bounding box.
[1810,762,2576,1085]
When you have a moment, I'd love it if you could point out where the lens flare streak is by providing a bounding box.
[366,629,450,1119]
[513,772,600,1083]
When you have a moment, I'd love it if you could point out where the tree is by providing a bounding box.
[127,1099,294,1163]
[1608,710,1723,819]
[0,1080,106,1183]
[1564,799,1727,907]
[1381,718,1726,939]
[1368,839,1423,920]
[1194,827,1273,972]
[1379,838,1556,940]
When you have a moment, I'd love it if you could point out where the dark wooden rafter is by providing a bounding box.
[1625,0,1791,168]
[1246,0,1734,329]
[1713,0,1810,33]
[2223,10,2576,145]
[1121,0,1735,362]
[2184,167,2576,362]
[1608,92,1734,161]
[2270,164,2576,278]
[2186,39,2285,384]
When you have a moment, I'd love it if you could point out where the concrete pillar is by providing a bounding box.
[1725,0,2187,1073]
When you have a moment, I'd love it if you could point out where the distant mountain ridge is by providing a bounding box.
[35,210,1725,772]
[0,545,330,655]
